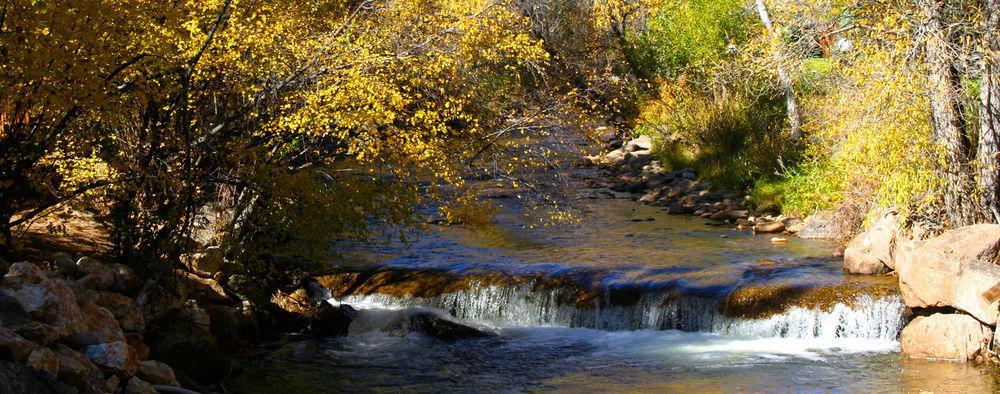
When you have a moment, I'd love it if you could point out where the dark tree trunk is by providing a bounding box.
[921,0,975,226]
[978,0,1000,223]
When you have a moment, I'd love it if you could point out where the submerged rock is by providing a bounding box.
[896,224,1000,325]
[901,313,993,362]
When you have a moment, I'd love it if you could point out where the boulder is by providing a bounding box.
[896,224,1000,325]
[3,262,84,340]
[92,291,134,319]
[901,313,993,361]
[125,377,157,394]
[146,316,228,383]
[50,252,77,276]
[125,333,150,361]
[27,347,58,377]
[0,326,38,362]
[622,135,652,152]
[76,257,115,290]
[70,303,125,347]
[797,212,843,239]
[310,302,356,337]
[186,246,225,274]
[53,345,105,393]
[134,281,183,322]
[108,264,142,294]
[843,209,900,274]
[137,360,179,386]
[0,360,76,394]
[753,221,785,233]
[203,303,258,352]
[83,341,140,377]
[180,272,229,304]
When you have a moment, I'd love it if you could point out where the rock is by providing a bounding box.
[137,360,179,386]
[3,262,84,341]
[119,306,146,333]
[404,312,492,341]
[27,347,58,377]
[600,149,626,167]
[181,272,229,303]
[146,315,228,383]
[83,341,140,378]
[680,169,697,180]
[51,252,77,276]
[797,212,844,239]
[0,326,38,362]
[108,264,142,294]
[753,221,785,233]
[901,313,993,361]
[638,190,661,204]
[203,303,258,352]
[125,333,149,361]
[76,257,115,290]
[622,135,652,152]
[134,281,183,323]
[70,303,125,347]
[182,246,224,275]
[310,302,356,337]
[0,360,76,394]
[270,288,313,316]
[53,345,105,393]
[93,291,134,318]
[843,209,900,274]
[125,376,157,394]
[896,224,1000,325]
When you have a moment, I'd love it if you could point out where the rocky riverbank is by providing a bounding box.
[843,214,1000,363]
[0,248,495,393]
[589,134,1000,364]
[581,135,843,240]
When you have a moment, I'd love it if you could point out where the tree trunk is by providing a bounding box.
[921,0,975,226]
[978,0,1000,223]
[754,0,801,139]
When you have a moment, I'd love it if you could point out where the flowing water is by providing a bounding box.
[226,175,1000,392]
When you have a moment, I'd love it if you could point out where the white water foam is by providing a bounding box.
[338,281,905,342]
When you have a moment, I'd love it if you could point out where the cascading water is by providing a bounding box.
[337,280,905,341]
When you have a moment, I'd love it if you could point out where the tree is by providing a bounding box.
[919,0,975,226]
[754,0,802,139]
[979,0,1000,223]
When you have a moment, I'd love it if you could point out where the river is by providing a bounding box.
[226,170,1000,392]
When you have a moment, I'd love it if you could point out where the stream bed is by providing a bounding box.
[226,181,1000,392]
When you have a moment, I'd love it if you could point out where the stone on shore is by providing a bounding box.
[901,313,993,362]
[753,221,785,233]
[896,224,1000,325]
[843,209,900,274]
[83,341,140,378]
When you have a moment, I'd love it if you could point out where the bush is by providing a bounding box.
[639,83,794,190]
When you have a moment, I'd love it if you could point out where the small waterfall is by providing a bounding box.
[340,280,904,340]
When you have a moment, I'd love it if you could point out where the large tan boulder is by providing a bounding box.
[3,262,84,340]
[901,313,993,361]
[0,326,39,362]
[896,224,1000,325]
[70,303,126,347]
[844,209,900,274]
